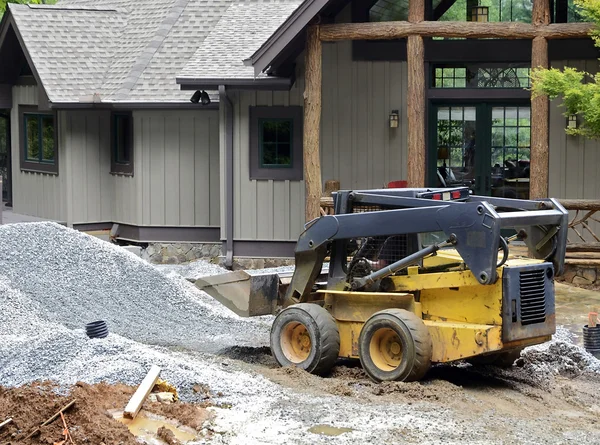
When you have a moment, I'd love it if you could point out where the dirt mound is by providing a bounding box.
[0,382,211,445]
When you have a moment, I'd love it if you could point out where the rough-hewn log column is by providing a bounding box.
[530,0,550,199]
[304,25,323,221]
[408,0,425,22]
[319,21,593,41]
[407,34,426,187]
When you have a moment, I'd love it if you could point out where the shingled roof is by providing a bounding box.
[3,0,239,104]
[176,0,301,88]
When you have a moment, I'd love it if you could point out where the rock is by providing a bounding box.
[561,267,577,283]
[582,268,597,283]
[573,276,591,286]
[122,245,142,257]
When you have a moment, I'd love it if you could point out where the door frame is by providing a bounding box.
[0,111,11,205]
[427,99,531,196]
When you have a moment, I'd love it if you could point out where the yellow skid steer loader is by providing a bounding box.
[196,187,568,382]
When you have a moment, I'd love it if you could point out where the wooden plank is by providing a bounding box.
[565,252,600,259]
[530,36,549,199]
[565,259,600,265]
[123,365,161,420]
[319,21,593,41]
[407,34,425,187]
[303,25,323,222]
[567,243,600,252]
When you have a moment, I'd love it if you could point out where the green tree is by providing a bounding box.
[531,0,599,137]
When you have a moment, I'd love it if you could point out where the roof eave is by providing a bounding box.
[244,0,331,77]
[176,76,293,91]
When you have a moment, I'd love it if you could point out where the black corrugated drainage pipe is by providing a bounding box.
[219,85,234,269]
[85,320,109,339]
[583,324,600,358]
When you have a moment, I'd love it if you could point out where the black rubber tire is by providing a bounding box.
[358,309,432,382]
[270,303,340,376]
[467,348,523,368]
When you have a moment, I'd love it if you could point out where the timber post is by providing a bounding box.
[530,0,550,199]
[407,0,426,188]
[304,24,323,222]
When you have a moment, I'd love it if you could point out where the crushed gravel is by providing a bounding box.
[0,222,270,353]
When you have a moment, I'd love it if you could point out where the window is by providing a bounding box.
[111,112,133,175]
[432,64,531,89]
[259,119,293,168]
[249,106,303,180]
[19,106,57,174]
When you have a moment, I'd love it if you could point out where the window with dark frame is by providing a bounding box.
[19,106,58,175]
[249,106,303,181]
[259,118,293,168]
[111,112,133,175]
[24,113,55,164]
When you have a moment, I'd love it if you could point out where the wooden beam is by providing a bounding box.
[124,365,161,419]
[559,199,600,210]
[408,0,425,22]
[319,21,593,41]
[532,0,551,26]
[407,34,426,187]
[567,243,600,252]
[530,35,549,199]
[303,25,323,222]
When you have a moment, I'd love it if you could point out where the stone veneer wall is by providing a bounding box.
[142,243,222,264]
[561,265,599,286]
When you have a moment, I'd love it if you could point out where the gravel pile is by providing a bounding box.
[154,260,229,281]
[0,222,270,353]
[520,327,600,376]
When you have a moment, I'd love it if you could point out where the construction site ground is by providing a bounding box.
[1,222,600,445]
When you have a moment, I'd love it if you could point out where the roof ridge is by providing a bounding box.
[21,4,119,12]
[111,0,190,100]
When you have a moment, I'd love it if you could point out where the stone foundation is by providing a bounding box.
[141,243,222,264]
[561,264,599,286]
[222,257,295,270]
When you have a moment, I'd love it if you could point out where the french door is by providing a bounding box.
[429,102,531,199]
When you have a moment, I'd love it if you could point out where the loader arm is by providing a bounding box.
[285,190,568,304]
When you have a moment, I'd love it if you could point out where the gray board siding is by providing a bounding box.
[229,42,409,242]
[548,59,600,243]
[11,85,220,231]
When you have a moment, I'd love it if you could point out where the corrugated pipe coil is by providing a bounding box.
[85,320,109,339]
[583,325,600,359]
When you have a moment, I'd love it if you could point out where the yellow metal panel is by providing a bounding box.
[336,321,362,358]
[391,269,487,291]
[423,320,503,362]
[321,291,415,322]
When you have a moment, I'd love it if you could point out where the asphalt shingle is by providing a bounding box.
[6,0,302,104]
[177,0,302,82]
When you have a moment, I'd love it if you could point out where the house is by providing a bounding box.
[0,0,598,264]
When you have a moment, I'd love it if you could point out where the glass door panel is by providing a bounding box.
[435,106,477,192]
[490,106,530,199]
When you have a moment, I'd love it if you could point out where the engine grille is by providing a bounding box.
[519,269,547,325]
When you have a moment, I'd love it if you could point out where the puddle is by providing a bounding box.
[110,410,197,444]
[555,283,600,346]
[308,424,354,436]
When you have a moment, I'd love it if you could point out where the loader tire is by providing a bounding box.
[270,303,340,376]
[359,309,432,382]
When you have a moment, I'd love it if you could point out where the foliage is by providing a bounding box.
[531,0,600,138]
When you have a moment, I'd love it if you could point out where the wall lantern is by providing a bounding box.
[471,6,489,22]
[568,114,577,129]
[389,110,399,128]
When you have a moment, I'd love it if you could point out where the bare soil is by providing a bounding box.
[0,382,211,445]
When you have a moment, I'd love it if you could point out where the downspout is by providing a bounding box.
[219,85,234,268]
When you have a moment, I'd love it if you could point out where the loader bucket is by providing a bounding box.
[194,270,280,317]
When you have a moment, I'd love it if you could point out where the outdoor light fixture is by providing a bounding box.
[190,90,211,105]
[190,90,201,104]
[471,5,489,22]
[200,90,211,106]
[389,110,399,128]
[568,114,577,129]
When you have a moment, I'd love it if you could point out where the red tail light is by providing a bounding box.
[432,193,442,200]
[451,190,461,199]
